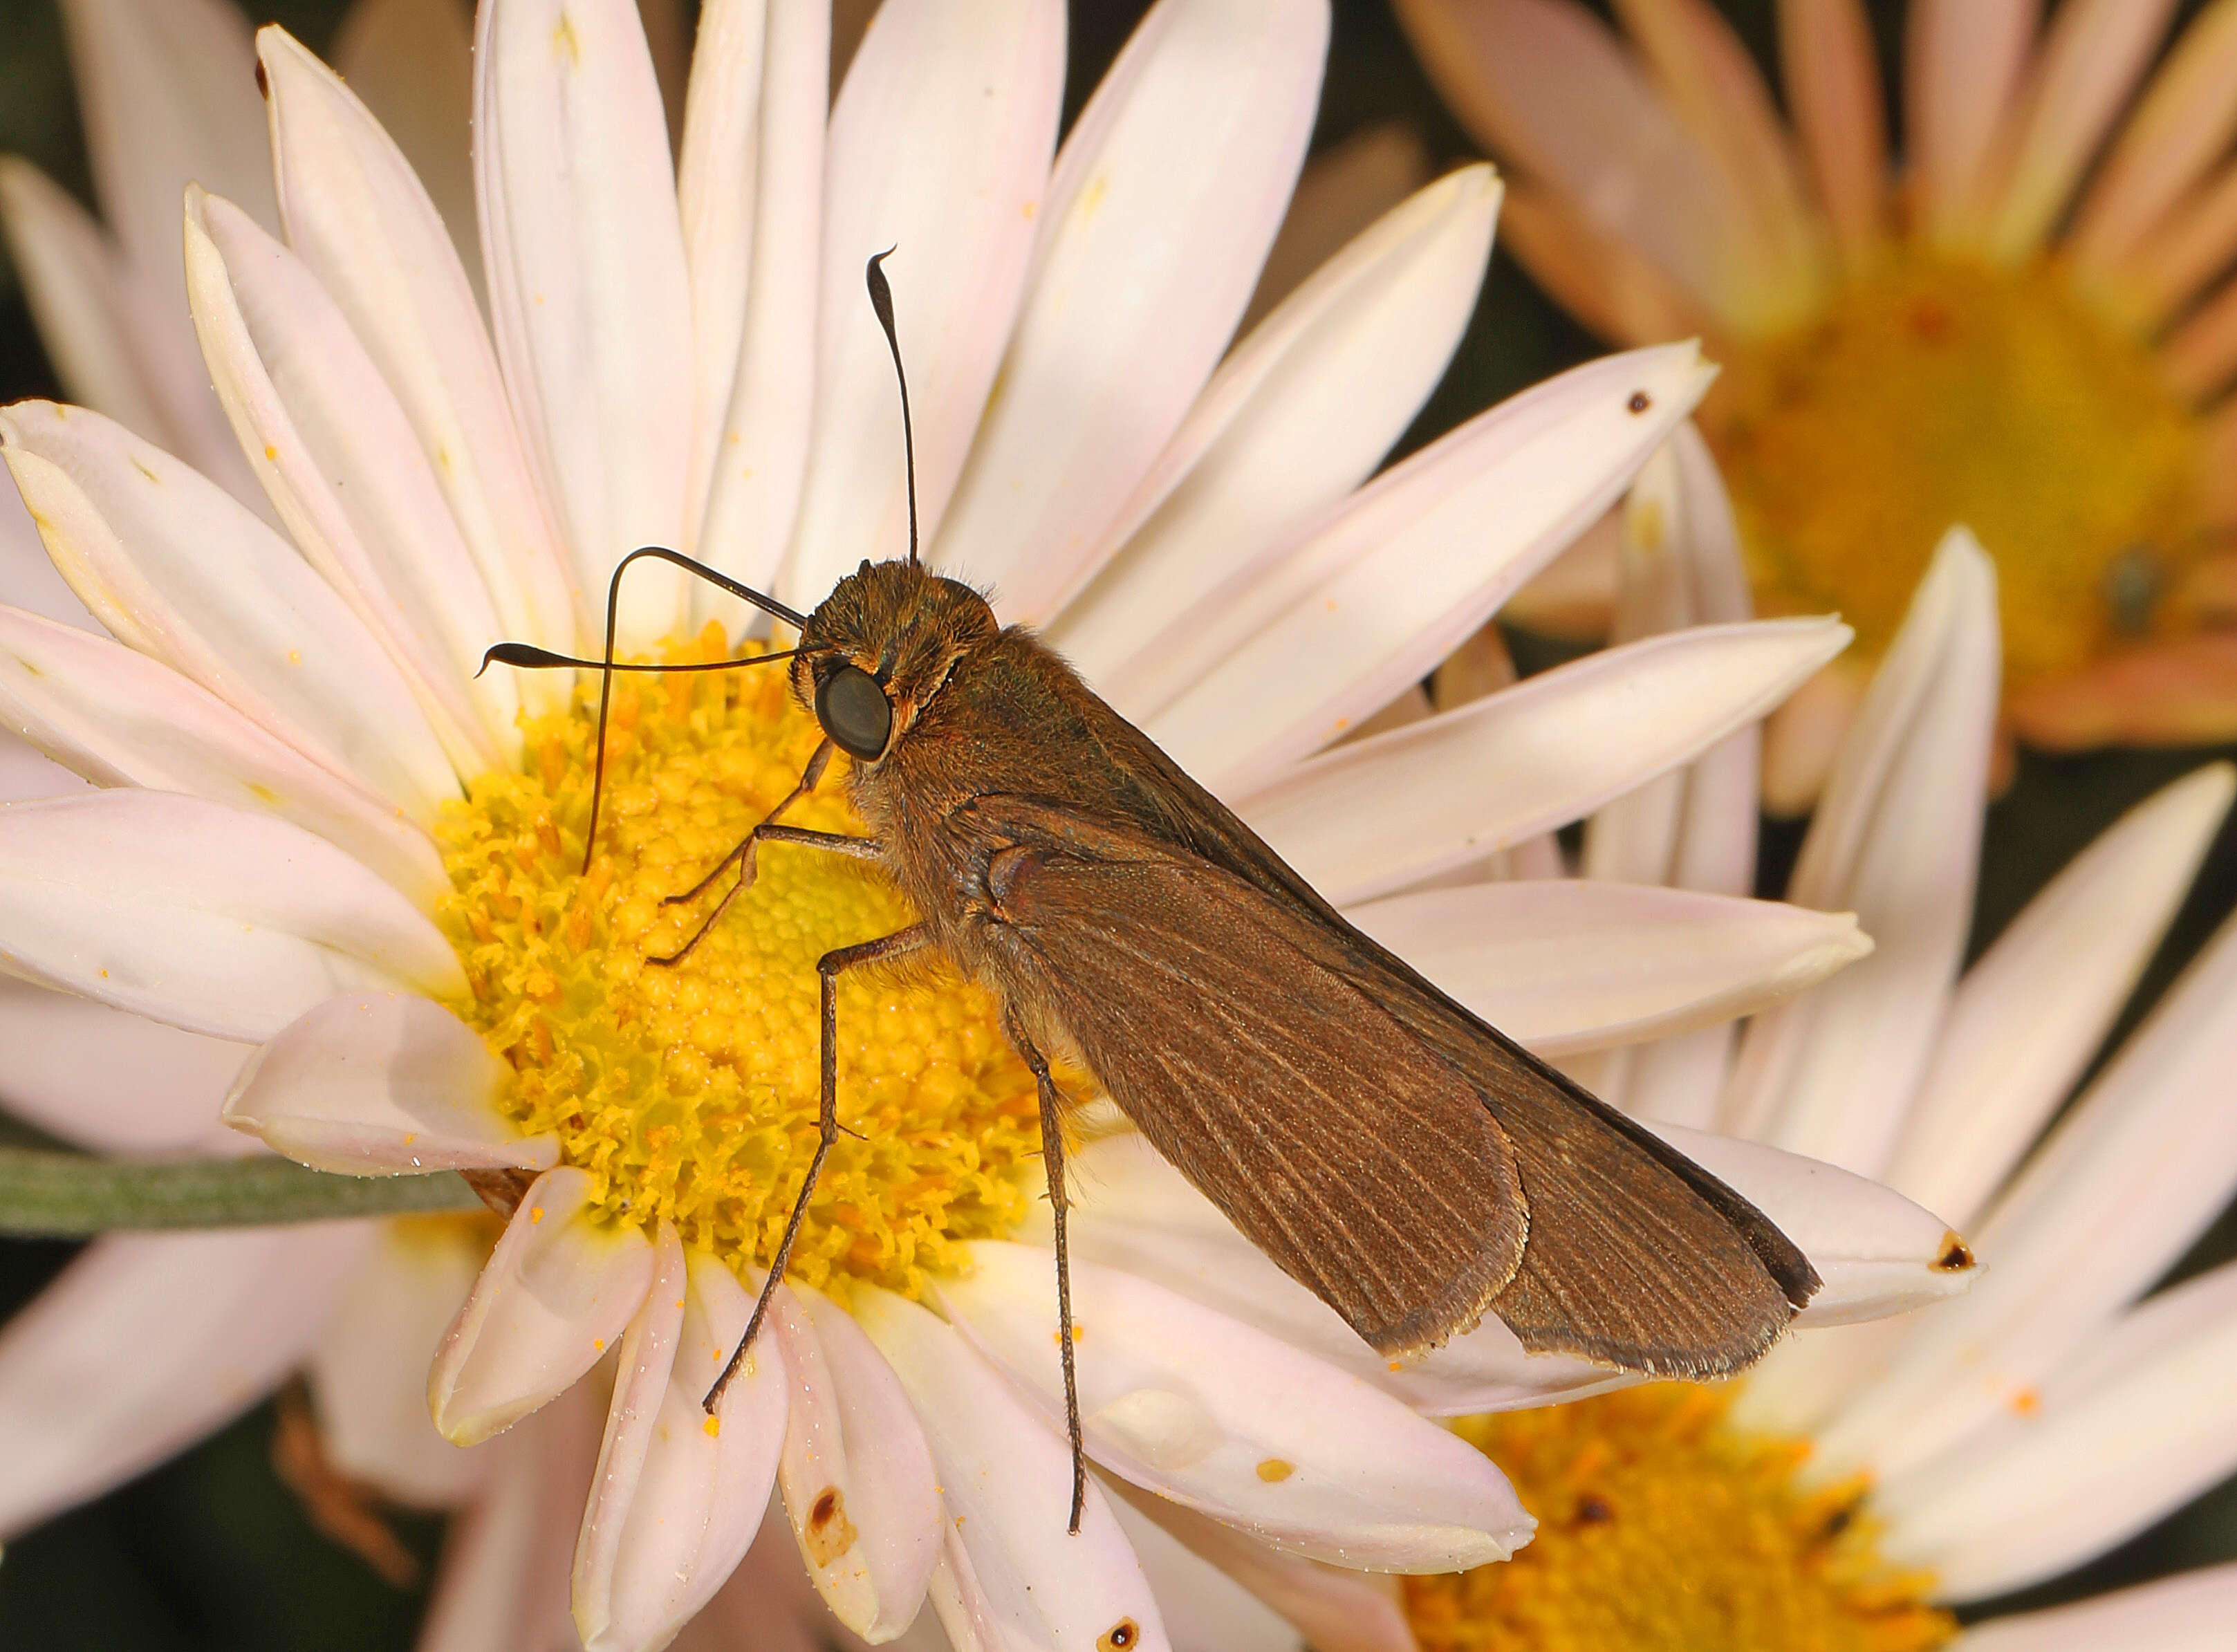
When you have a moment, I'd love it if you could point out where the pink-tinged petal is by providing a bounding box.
[851,1286,1171,1652]
[0,791,463,1041]
[780,0,1063,609]
[1104,1491,1308,1652]
[938,1242,1532,1570]
[223,990,556,1176]
[2070,0,2237,271]
[328,0,481,279]
[1758,653,1867,815]
[419,1382,603,1652]
[0,402,461,820]
[1493,182,1710,349]
[770,1284,941,1642]
[1243,122,1436,329]
[308,1217,492,1508]
[1032,1135,1624,1418]
[1953,1562,2237,1652]
[0,734,89,804]
[1345,880,1869,1057]
[0,475,94,633]
[429,1167,656,1445]
[1108,1483,1410,1652]
[1643,1123,1976,1328]
[1728,1314,1911,1440]
[0,1223,373,1539]
[693,0,828,604]
[259,27,579,671]
[1724,532,1999,1176]
[1234,616,1850,906]
[1395,0,1764,326]
[0,978,250,1153]
[0,159,173,444]
[1877,1259,2237,1600]
[931,0,1326,622]
[2009,629,2237,748]
[575,1245,786,1652]
[2163,272,2237,401]
[2120,158,2237,325]
[1777,0,1887,261]
[1906,0,2038,241]
[1131,347,1714,788]
[1888,763,2235,1229]
[675,0,771,548]
[1810,893,2237,1483]
[0,602,447,907]
[1048,165,1503,683]
[185,187,516,773]
[1609,0,1828,326]
[1980,0,2181,260]
[477,0,694,643]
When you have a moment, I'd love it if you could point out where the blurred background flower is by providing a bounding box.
[3,3,2237,1651]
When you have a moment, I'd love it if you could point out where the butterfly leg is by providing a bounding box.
[1004,1014,1086,1536]
[705,922,929,1411]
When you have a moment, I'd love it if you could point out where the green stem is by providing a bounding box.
[0,1149,485,1236]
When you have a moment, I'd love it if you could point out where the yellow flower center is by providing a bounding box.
[434,627,1041,1299]
[1404,1386,1953,1652]
[1711,254,2202,687]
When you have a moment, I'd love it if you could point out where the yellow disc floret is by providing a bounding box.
[436,626,1041,1299]
[1713,254,2201,687]
[1405,1385,1954,1652]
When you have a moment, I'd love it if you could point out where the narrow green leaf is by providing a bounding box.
[0,1149,485,1236]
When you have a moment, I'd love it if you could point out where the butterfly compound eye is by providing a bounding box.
[815,663,893,759]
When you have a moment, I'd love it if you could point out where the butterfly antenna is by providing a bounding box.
[866,250,918,568]
[479,545,810,873]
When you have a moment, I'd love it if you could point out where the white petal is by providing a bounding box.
[1953,1563,2237,1652]
[0,158,172,444]
[1888,762,2233,1229]
[1104,1490,1306,1652]
[0,601,448,907]
[0,461,95,633]
[575,1246,787,1652]
[418,1382,603,1652]
[1641,1122,1977,1327]
[430,1166,656,1445]
[1723,530,1999,1175]
[1047,164,1501,678]
[692,0,829,602]
[0,1223,373,1539]
[1877,1259,2237,1599]
[1131,346,1717,790]
[0,976,251,1153]
[1234,617,1850,906]
[770,1283,942,1642]
[259,26,579,669]
[1810,893,2237,1483]
[1345,878,1871,1057]
[309,1217,494,1507]
[184,187,517,772]
[477,0,694,642]
[327,0,481,282]
[1106,1481,1412,1652]
[0,401,460,821]
[852,1285,1171,1652]
[0,790,463,1041]
[222,990,555,1176]
[780,0,1064,609]
[675,0,770,546]
[933,0,1329,620]
[938,1241,1532,1570]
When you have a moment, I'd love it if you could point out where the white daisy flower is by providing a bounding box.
[1253,428,2237,1652]
[0,1,1971,1648]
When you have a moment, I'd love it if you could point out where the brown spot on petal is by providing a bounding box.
[1099,1619,1140,1651]
[1933,1232,1975,1272]
[802,1484,857,1567]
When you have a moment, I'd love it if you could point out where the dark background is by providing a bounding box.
[1,1,2234,1645]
